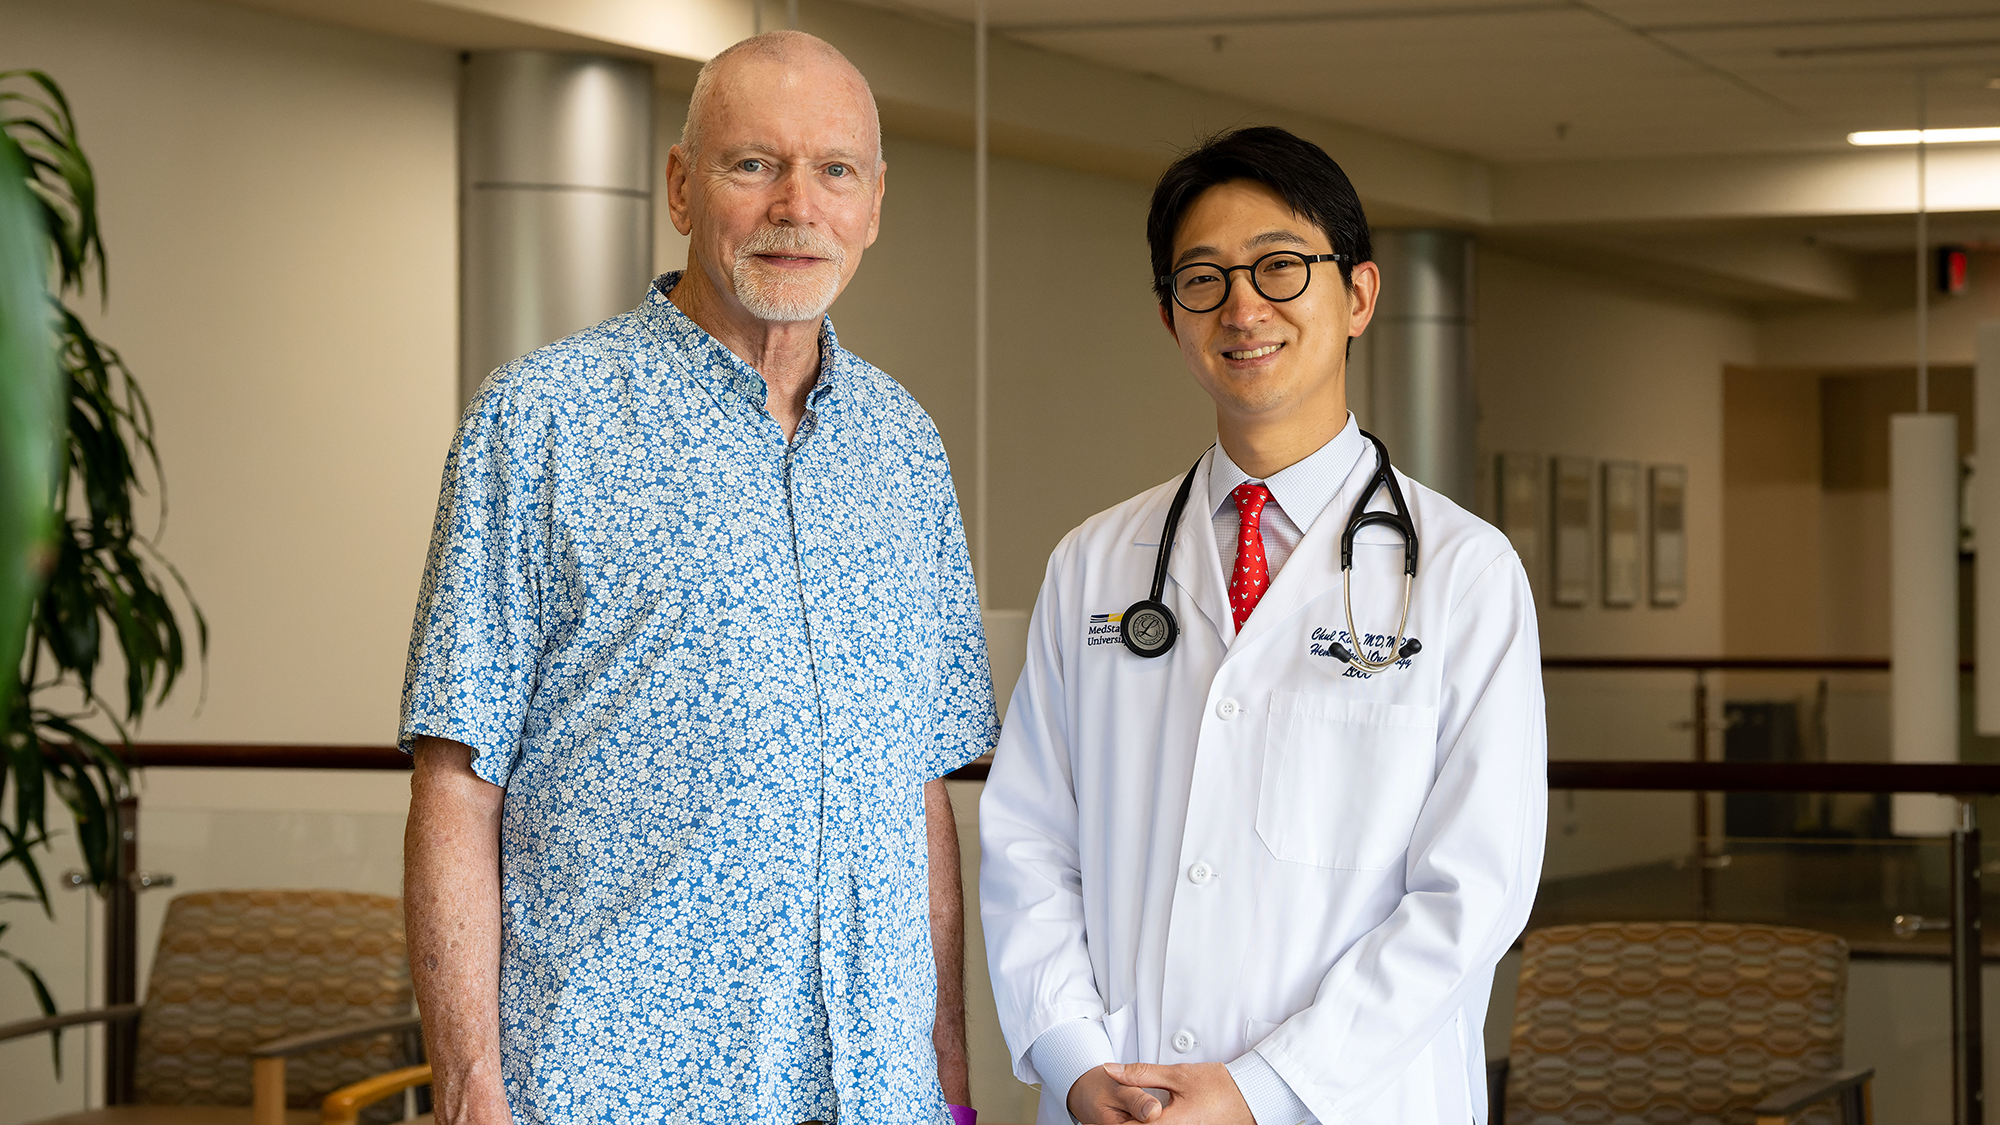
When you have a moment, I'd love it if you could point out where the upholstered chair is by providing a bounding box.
[0,890,422,1125]
[1493,922,1872,1125]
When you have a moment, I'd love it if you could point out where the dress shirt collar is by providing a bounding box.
[1207,414,1369,536]
[644,271,847,414]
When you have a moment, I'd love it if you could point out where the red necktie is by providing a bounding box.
[1229,482,1273,631]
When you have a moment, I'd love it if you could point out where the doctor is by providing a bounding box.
[980,126,1546,1125]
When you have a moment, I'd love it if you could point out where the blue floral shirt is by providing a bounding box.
[399,274,996,1125]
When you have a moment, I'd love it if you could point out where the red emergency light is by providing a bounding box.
[1937,246,1968,295]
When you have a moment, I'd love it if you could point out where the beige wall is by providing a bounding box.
[1476,250,1751,659]
[1722,368,1826,656]
[0,0,462,747]
[1722,366,1976,661]
[1474,251,1754,881]
[825,140,1216,614]
[0,0,457,1114]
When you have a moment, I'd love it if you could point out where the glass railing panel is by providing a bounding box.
[1542,667,1906,768]
[1,771,410,1125]
[1543,787,1694,885]
[132,806,407,993]
[1542,669,1698,761]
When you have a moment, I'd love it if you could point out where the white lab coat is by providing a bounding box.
[980,445,1547,1125]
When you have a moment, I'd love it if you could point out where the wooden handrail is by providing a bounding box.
[129,744,410,770]
[1537,655,1979,672]
[1543,656,1901,672]
[67,747,2000,793]
[1549,760,2000,794]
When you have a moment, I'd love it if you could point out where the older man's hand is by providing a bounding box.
[1067,1064,1165,1124]
[1102,1063,1254,1125]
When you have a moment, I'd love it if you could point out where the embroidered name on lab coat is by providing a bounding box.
[1309,626,1421,677]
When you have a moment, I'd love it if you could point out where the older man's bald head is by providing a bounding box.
[680,30,881,166]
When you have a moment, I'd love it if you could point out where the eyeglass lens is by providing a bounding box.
[1174,253,1314,312]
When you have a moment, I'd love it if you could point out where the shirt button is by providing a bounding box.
[1215,698,1240,720]
[1188,861,1214,885]
[1172,1029,1197,1054]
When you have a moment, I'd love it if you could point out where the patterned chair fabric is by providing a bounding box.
[134,890,412,1112]
[1506,922,1847,1125]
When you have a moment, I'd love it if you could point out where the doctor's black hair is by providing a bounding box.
[1146,126,1373,317]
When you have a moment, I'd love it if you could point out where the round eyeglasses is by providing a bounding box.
[1161,250,1345,314]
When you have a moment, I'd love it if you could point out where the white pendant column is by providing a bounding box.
[1891,412,1960,835]
[1979,323,2000,734]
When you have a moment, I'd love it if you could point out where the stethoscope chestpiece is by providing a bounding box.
[1119,599,1179,658]
[1119,452,1207,661]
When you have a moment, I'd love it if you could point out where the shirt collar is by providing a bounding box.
[643,271,847,413]
[1207,414,1369,535]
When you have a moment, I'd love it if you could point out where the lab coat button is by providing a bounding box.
[1172,1030,1196,1054]
[1216,698,1240,720]
[1188,861,1214,885]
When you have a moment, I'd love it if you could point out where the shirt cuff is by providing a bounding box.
[1226,1050,1314,1125]
[1029,1018,1119,1114]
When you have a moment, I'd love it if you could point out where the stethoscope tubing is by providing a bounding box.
[1122,430,1419,667]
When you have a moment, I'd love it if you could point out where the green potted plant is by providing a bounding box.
[0,69,205,1048]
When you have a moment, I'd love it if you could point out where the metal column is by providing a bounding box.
[460,51,655,406]
[104,796,138,1105]
[1954,798,1985,1125]
[1365,230,1476,508]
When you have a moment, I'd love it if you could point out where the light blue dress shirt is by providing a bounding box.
[401,274,997,1124]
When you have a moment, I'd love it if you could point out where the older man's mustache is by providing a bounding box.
[735,226,846,268]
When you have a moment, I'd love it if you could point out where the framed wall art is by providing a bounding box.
[1601,460,1642,607]
[1649,464,1687,607]
[1495,453,1545,596]
[1551,456,1593,607]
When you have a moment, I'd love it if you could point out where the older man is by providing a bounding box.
[400,32,993,1125]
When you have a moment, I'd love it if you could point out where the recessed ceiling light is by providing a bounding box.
[1848,127,2000,145]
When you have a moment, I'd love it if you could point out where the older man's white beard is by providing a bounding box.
[731,227,846,323]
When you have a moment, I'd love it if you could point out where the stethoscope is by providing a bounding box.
[1118,429,1422,671]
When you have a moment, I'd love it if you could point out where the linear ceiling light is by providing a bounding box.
[1849,127,2000,145]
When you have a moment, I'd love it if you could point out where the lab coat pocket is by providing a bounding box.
[1257,692,1438,870]
[1102,1003,1136,1061]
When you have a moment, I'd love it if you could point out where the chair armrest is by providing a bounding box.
[320,1064,432,1125]
[1752,1067,1874,1122]
[249,1014,421,1058]
[0,1004,143,1043]
[247,1016,423,1125]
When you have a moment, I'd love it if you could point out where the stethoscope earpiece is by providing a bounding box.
[1329,636,1421,667]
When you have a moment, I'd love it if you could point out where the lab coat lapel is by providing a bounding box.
[1148,451,1231,646]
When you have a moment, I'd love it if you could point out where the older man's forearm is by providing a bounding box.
[925,778,972,1105]
[406,736,512,1125]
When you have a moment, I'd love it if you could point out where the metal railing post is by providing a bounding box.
[1953,797,1984,1125]
[1693,670,1713,920]
[104,795,139,1105]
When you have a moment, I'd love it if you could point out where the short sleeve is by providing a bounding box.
[397,383,551,787]
[925,474,998,779]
